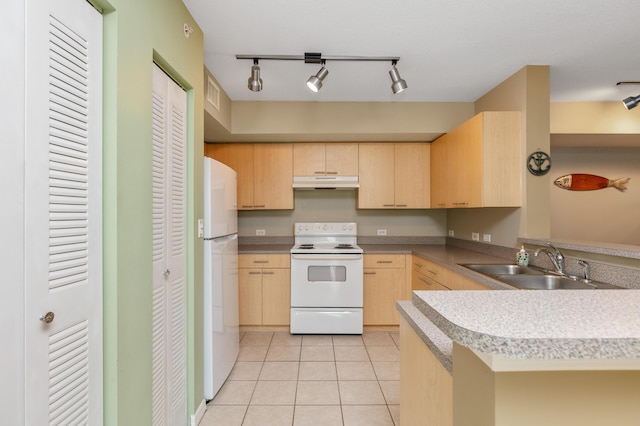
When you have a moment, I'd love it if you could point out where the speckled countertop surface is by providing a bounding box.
[408,290,640,362]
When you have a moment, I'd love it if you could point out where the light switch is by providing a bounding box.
[197,219,204,238]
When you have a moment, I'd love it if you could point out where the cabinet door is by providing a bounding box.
[326,143,358,175]
[395,143,430,208]
[358,143,395,208]
[430,135,448,208]
[363,268,405,325]
[254,143,293,210]
[208,144,255,210]
[293,143,325,175]
[448,116,482,207]
[262,269,291,325]
[461,114,483,207]
[238,269,263,325]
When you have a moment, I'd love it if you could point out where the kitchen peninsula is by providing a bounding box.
[398,290,640,426]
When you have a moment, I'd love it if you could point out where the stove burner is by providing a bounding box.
[298,244,314,249]
[335,244,354,249]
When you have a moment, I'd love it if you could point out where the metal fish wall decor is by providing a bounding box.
[554,174,630,192]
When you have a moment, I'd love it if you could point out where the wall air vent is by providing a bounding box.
[207,76,220,111]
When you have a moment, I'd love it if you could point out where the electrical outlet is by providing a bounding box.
[377,229,387,236]
[483,233,491,242]
[448,229,454,237]
[256,229,266,236]
[471,232,480,241]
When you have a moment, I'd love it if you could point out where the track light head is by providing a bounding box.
[622,94,640,110]
[247,59,263,92]
[389,62,407,94]
[306,63,329,93]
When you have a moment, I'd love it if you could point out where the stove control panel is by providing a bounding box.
[294,222,357,236]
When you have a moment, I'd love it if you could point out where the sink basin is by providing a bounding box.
[496,274,593,290]
[459,263,623,290]
[460,264,543,275]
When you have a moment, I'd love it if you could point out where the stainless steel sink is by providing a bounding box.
[459,263,623,290]
[496,274,592,290]
[460,264,544,275]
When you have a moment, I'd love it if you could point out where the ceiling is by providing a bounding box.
[183,0,640,104]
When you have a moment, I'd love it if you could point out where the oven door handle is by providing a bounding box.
[291,254,363,261]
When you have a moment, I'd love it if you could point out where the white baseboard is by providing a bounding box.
[191,399,207,426]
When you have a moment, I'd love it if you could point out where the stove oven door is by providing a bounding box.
[290,253,363,307]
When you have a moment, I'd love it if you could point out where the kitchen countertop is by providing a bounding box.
[239,239,640,372]
[240,242,518,290]
[399,289,640,373]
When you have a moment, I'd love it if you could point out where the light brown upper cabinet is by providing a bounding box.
[293,142,358,176]
[358,142,430,209]
[205,143,293,210]
[429,134,448,208]
[431,111,521,208]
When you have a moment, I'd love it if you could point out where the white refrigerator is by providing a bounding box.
[203,158,239,400]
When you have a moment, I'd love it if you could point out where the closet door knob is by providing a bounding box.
[40,312,55,324]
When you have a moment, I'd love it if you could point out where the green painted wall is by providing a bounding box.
[96,0,204,424]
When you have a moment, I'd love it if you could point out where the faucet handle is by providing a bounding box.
[547,243,564,259]
[577,259,591,282]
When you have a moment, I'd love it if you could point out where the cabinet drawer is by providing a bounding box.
[364,254,405,269]
[412,256,447,284]
[412,271,450,291]
[239,254,290,269]
[446,271,491,291]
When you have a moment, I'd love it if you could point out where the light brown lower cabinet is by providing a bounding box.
[400,316,452,426]
[238,254,290,326]
[412,254,491,291]
[363,254,407,326]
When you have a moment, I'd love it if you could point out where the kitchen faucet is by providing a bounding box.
[534,244,565,275]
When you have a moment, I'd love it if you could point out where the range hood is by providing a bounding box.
[292,175,359,190]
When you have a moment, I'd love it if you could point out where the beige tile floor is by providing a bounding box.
[201,331,401,426]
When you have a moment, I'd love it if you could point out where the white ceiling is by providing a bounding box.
[183,0,640,104]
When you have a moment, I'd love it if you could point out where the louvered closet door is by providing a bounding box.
[24,0,103,424]
[151,64,187,426]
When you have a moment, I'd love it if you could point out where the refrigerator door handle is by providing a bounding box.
[207,233,238,243]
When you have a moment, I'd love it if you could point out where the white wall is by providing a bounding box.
[550,147,640,245]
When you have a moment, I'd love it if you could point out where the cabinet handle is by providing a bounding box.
[326,171,338,175]
[427,269,438,276]
[419,277,432,286]
[414,262,423,268]
[254,205,266,208]
[248,271,261,275]
[383,204,395,207]
[262,271,275,275]
[376,260,393,264]
[396,204,408,207]
[437,203,446,207]
[253,260,269,264]
[241,205,254,208]
[364,271,376,275]
[314,171,325,174]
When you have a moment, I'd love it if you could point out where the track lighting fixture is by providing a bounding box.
[306,61,329,93]
[389,61,407,94]
[247,59,262,92]
[622,94,640,110]
[237,53,406,94]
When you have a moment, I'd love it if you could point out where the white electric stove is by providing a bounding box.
[290,222,363,334]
